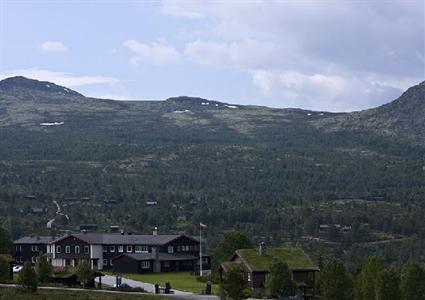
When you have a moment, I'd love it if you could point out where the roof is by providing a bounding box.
[233,248,319,272]
[113,253,197,261]
[50,233,198,246]
[14,236,55,244]
[220,261,242,272]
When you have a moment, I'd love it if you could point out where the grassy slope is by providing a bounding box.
[0,287,171,300]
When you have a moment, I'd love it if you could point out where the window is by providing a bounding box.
[183,260,192,266]
[177,246,181,252]
[20,257,24,263]
[15,245,22,251]
[202,257,209,264]
[118,245,123,253]
[65,246,71,253]
[135,245,148,253]
[110,259,113,266]
[110,246,115,252]
[56,245,61,253]
[75,246,80,254]
[163,261,170,268]
[31,245,38,252]
[31,257,36,263]
[247,272,251,282]
[103,246,107,253]
[167,246,174,254]
[84,245,89,254]
[126,245,133,252]
[103,259,108,266]
[141,261,150,269]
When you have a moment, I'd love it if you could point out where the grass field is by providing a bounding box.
[0,287,170,300]
[117,272,218,294]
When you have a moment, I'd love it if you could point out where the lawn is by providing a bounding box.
[0,287,171,300]
[116,272,218,294]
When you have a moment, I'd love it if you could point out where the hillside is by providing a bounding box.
[0,76,425,266]
[318,81,425,144]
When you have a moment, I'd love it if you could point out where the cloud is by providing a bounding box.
[162,1,424,111]
[39,41,68,52]
[161,1,205,19]
[124,39,180,66]
[0,69,119,87]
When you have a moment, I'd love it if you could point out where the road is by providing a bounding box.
[98,275,219,300]
[47,200,70,228]
[0,283,219,299]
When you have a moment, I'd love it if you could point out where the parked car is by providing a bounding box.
[13,265,23,273]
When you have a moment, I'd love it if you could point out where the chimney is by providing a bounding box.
[259,242,267,256]
[153,227,158,236]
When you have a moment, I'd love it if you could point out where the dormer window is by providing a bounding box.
[167,246,174,254]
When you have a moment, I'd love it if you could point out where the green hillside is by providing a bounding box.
[0,76,424,267]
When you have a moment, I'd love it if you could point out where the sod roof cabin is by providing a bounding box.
[220,243,319,299]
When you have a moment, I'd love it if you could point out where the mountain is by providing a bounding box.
[0,76,424,238]
[318,81,425,144]
[0,76,82,98]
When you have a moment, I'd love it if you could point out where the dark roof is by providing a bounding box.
[233,248,319,272]
[14,236,55,244]
[51,233,197,246]
[113,253,197,261]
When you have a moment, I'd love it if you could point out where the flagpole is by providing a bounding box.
[199,223,203,276]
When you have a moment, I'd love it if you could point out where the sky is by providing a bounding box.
[0,0,424,112]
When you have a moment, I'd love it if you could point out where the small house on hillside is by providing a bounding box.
[220,243,319,299]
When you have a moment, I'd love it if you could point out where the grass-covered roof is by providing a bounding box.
[235,247,318,272]
[221,261,242,272]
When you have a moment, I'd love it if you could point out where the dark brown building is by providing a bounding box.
[112,235,210,273]
[13,230,211,273]
[13,236,54,265]
[220,244,319,300]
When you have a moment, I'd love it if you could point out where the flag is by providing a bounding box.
[200,222,207,228]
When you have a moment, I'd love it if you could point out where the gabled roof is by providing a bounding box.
[232,247,319,272]
[49,233,198,246]
[14,236,55,244]
[220,261,242,272]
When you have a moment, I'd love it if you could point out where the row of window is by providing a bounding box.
[15,245,40,252]
[100,244,199,254]
[176,245,199,252]
[102,245,149,253]
[101,259,151,269]
[56,245,90,254]
[15,257,38,263]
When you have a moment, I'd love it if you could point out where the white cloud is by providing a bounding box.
[161,1,205,19]
[250,70,417,112]
[39,41,68,52]
[184,39,288,69]
[0,69,119,87]
[124,39,180,66]
[162,1,424,111]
